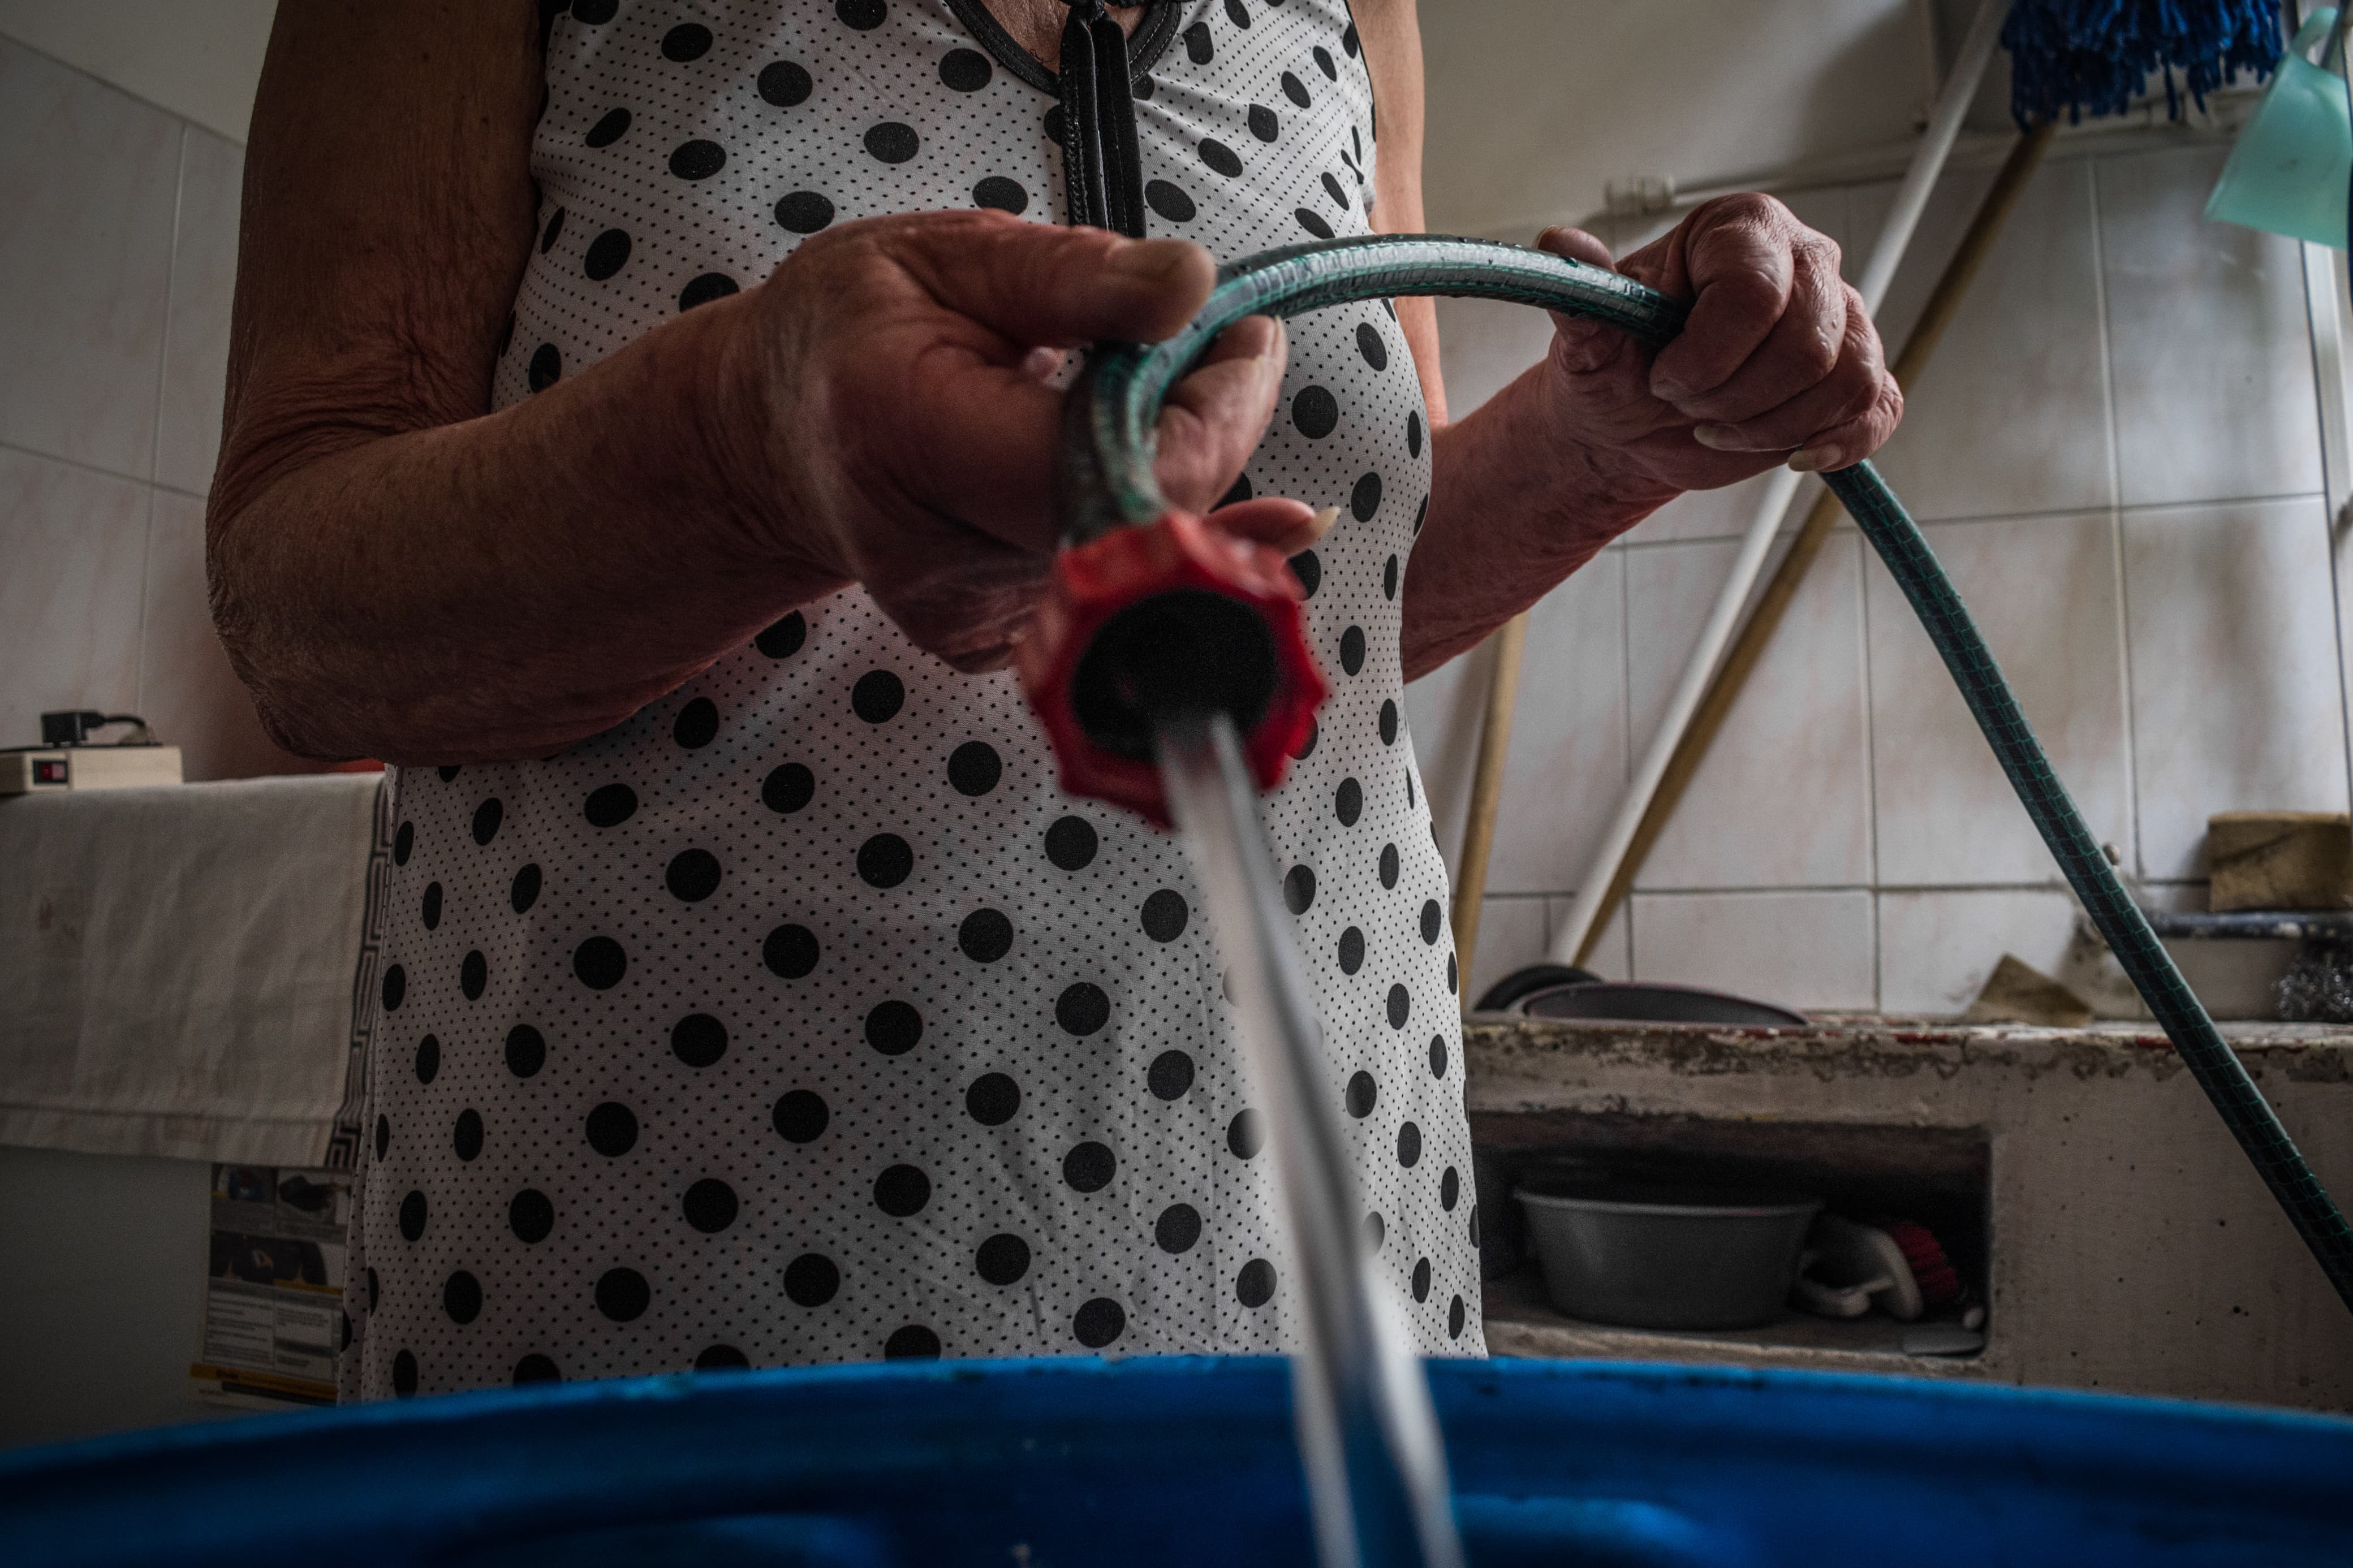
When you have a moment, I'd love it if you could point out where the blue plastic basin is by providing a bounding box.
[2,1357,2347,1566]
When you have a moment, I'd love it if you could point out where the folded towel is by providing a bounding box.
[0,775,386,1165]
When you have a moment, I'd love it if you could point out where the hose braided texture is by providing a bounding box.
[1070,233,2353,1312]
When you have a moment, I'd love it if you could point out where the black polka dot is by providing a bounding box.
[585,1101,638,1157]
[1156,1203,1202,1254]
[773,1090,829,1143]
[973,175,1028,213]
[758,61,813,106]
[966,1072,1020,1125]
[1385,554,1400,599]
[1141,889,1189,941]
[1057,983,1111,1036]
[1322,171,1351,209]
[1236,1258,1275,1307]
[683,1181,739,1233]
[1339,625,1367,675]
[1289,548,1320,596]
[1229,1109,1264,1159]
[958,909,1013,962]
[1334,778,1362,826]
[835,0,885,28]
[1413,495,1429,535]
[785,1253,839,1306]
[851,669,904,722]
[873,1163,931,1217]
[1351,472,1382,522]
[775,191,835,232]
[1386,983,1411,1029]
[415,1035,439,1083]
[1248,103,1279,141]
[1398,1121,1423,1167]
[857,833,913,888]
[671,1013,727,1067]
[661,23,712,61]
[1044,103,1064,142]
[1412,1257,1432,1301]
[1199,137,1242,176]
[1345,1070,1376,1118]
[1406,411,1423,458]
[977,1233,1030,1284]
[1045,815,1098,869]
[1420,900,1443,944]
[382,965,406,1012]
[669,139,725,179]
[1380,844,1400,887]
[471,797,503,845]
[453,1108,482,1161]
[756,611,806,658]
[1292,386,1338,437]
[864,122,919,163]
[1283,865,1316,913]
[1221,472,1253,506]
[678,271,737,310]
[666,848,722,902]
[695,1345,750,1372]
[1470,1207,1482,1249]
[596,1267,650,1322]
[1145,180,1196,222]
[764,924,820,978]
[584,783,637,827]
[585,107,631,146]
[1295,208,1334,239]
[583,228,631,280]
[421,882,442,929]
[459,948,487,999]
[528,343,561,391]
[673,697,718,748]
[1294,719,1318,759]
[762,764,815,814]
[573,936,626,990]
[1184,21,1213,63]
[1429,1035,1447,1077]
[392,1350,417,1396]
[1282,70,1312,107]
[374,1113,389,1159]
[444,1270,482,1324]
[1450,1296,1467,1338]
[1315,44,1338,79]
[1381,700,1400,745]
[1074,1297,1126,1347]
[1441,1167,1461,1210]
[510,863,542,913]
[1147,1049,1195,1100]
[885,1325,942,1359]
[1337,926,1364,974]
[1063,1142,1116,1193]
[393,821,413,865]
[398,1190,426,1242]
[947,741,1001,796]
[367,1268,379,1309]
[940,47,992,90]
[539,209,566,254]
[864,1000,922,1055]
[505,1024,545,1078]
[1224,0,1252,28]
[1343,21,1360,54]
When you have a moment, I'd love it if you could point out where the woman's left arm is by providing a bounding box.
[1353,1,1902,681]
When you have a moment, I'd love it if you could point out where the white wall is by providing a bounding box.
[0,0,273,142]
[1411,141,2351,1016]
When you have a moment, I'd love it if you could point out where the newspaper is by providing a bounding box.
[188,1164,350,1407]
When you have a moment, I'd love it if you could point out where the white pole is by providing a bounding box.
[1547,0,2011,966]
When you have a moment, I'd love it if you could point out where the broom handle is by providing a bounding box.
[1448,611,1529,999]
[1568,120,2058,966]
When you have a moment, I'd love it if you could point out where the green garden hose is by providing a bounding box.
[1061,232,2353,1314]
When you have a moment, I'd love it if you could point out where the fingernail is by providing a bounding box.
[1311,505,1339,534]
[1107,239,1193,286]
[1787,446,1831,473]
[1691,424,1737,451]
[1652,377,1691,401]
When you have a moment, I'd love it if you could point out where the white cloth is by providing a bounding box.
[0,775,383,1165]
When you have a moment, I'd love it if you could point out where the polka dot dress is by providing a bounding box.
[344,0,1480,1402]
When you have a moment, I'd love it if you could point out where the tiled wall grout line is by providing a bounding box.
[133,124,196,716]
[2085,155,2144,881]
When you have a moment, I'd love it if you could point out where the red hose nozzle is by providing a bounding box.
[1019,509,1326,828]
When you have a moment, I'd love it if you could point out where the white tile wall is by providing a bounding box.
[1876,887,2081,1015]
[156,128,241,497]
[1629,889,1878,1012]
[0,447,153,746]
[0,40,179,479]
[139,491,300,780]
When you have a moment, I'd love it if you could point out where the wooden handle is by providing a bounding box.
[1570,121,2057,966]
[1450,610,1529,1004]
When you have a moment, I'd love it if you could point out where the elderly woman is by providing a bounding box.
[213,0,1898,1398]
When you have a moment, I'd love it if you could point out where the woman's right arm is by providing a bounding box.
[213,2,1307,766]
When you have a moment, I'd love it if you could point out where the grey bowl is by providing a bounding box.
[1515,1185,1821,1331]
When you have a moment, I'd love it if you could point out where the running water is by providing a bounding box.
[1156,712,1464,1568]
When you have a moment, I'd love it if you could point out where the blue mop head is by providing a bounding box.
[2002,0,2284,127]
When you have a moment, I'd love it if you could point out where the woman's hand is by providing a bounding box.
[1535,194,1903,505]
[716,210,1323,671]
